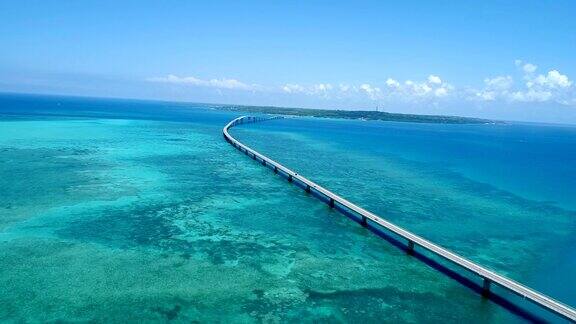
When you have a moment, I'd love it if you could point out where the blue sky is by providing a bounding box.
[1,0,575,123]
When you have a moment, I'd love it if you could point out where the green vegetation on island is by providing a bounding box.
[214,104,494,124]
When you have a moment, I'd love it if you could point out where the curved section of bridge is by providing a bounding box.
[223,115,576,322]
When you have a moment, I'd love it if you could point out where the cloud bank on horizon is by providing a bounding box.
[148,60,574,109]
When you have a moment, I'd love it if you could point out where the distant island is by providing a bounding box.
[214,104,494,124]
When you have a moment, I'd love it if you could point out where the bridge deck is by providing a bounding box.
[223,115,576,322]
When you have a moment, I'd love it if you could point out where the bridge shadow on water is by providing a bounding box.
[259,160,548,323]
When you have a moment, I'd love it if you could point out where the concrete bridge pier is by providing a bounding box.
[483,278,492,297]
[329,198,335,208]
[407,241,415,255]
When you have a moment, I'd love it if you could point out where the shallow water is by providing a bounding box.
[0,94,574,322]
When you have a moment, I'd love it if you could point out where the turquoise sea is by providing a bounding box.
[0,93,575,323]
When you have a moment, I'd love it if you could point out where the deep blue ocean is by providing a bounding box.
[1,93,575,323]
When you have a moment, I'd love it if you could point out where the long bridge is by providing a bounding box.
[223,115,576,322]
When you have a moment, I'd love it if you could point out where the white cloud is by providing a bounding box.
[386,78,400,88]
[278,77,450,102]
[280,83,336,98]
[209,78,253,90]
[359,84,382,99]
[312,83,333,92]
[399,76,452,99]
[523,63,538,74]
[428,75,442,85]
[510,89,552,102]
[474,76,513,101]
[282,83,306,94]
[476,91,497,101]
[532,70,572,88]
[435,87,448,97]
[413,82,432,95]
[515,60,538,73]
[339,84,351,92]
[147,74,257,91]
[473,61,573,104]
[484,75,513,90]
[148,61,574,107]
